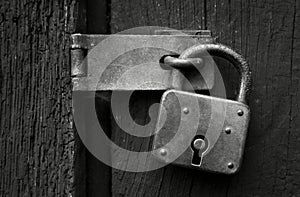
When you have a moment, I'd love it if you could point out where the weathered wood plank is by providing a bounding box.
[110,0,206,33]
[205,0,300,196]
[73,0,112,196]
[110,0,300,196]
[0,0,78,196]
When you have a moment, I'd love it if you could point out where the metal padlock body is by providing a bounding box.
[152,90,250,174]
[152,44,251,174]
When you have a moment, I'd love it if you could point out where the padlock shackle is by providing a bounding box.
[179,44,252,104]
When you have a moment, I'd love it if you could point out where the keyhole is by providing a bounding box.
[191,135,209,167]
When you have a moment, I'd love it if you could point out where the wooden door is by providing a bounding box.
[1,0,300,196]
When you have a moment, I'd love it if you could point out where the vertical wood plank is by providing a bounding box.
[0,0,78,196]
[85,0,111,196]
[73,0,112,196]
[206,0,300,196]
[110,0,205,33]
[73,0,87,196]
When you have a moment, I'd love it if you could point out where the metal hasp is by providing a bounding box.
[70,30,215,91]
[152,44,252,174]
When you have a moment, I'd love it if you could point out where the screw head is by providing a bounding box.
[183,107,189,114]
[159,148,168,156]
[228,162,234,169]
[237,109,244,116]
[225,127,232,134]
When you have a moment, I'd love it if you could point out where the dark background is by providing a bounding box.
[1,0,300,196]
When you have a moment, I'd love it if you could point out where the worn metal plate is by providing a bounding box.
[152,90,250,174]
[71,32,215,91]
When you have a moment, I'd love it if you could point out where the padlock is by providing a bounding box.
[152,44,251,174]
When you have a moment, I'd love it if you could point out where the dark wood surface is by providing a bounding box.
[110,0,300,196]
[73,0,112,197]
[0,0,79,196]
[1,0,300,196]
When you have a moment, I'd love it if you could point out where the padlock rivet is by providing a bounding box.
[225,127,232,134]
[159,148,168,156]
[237,109,244,116]
[183,107,189,114]
[228,162,234,169]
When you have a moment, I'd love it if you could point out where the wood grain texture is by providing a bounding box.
[73,0,112,196]
[0,0,78,196]
[110,0,300,196]
[206,0,300,196]
[110,0,206,33]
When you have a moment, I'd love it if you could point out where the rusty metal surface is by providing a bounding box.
[70,32,215,91]
[71,49,86,77]
[154,30,212,37]
[163,56,203,69]
[179,44,252,104]
[152,90,250,174]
